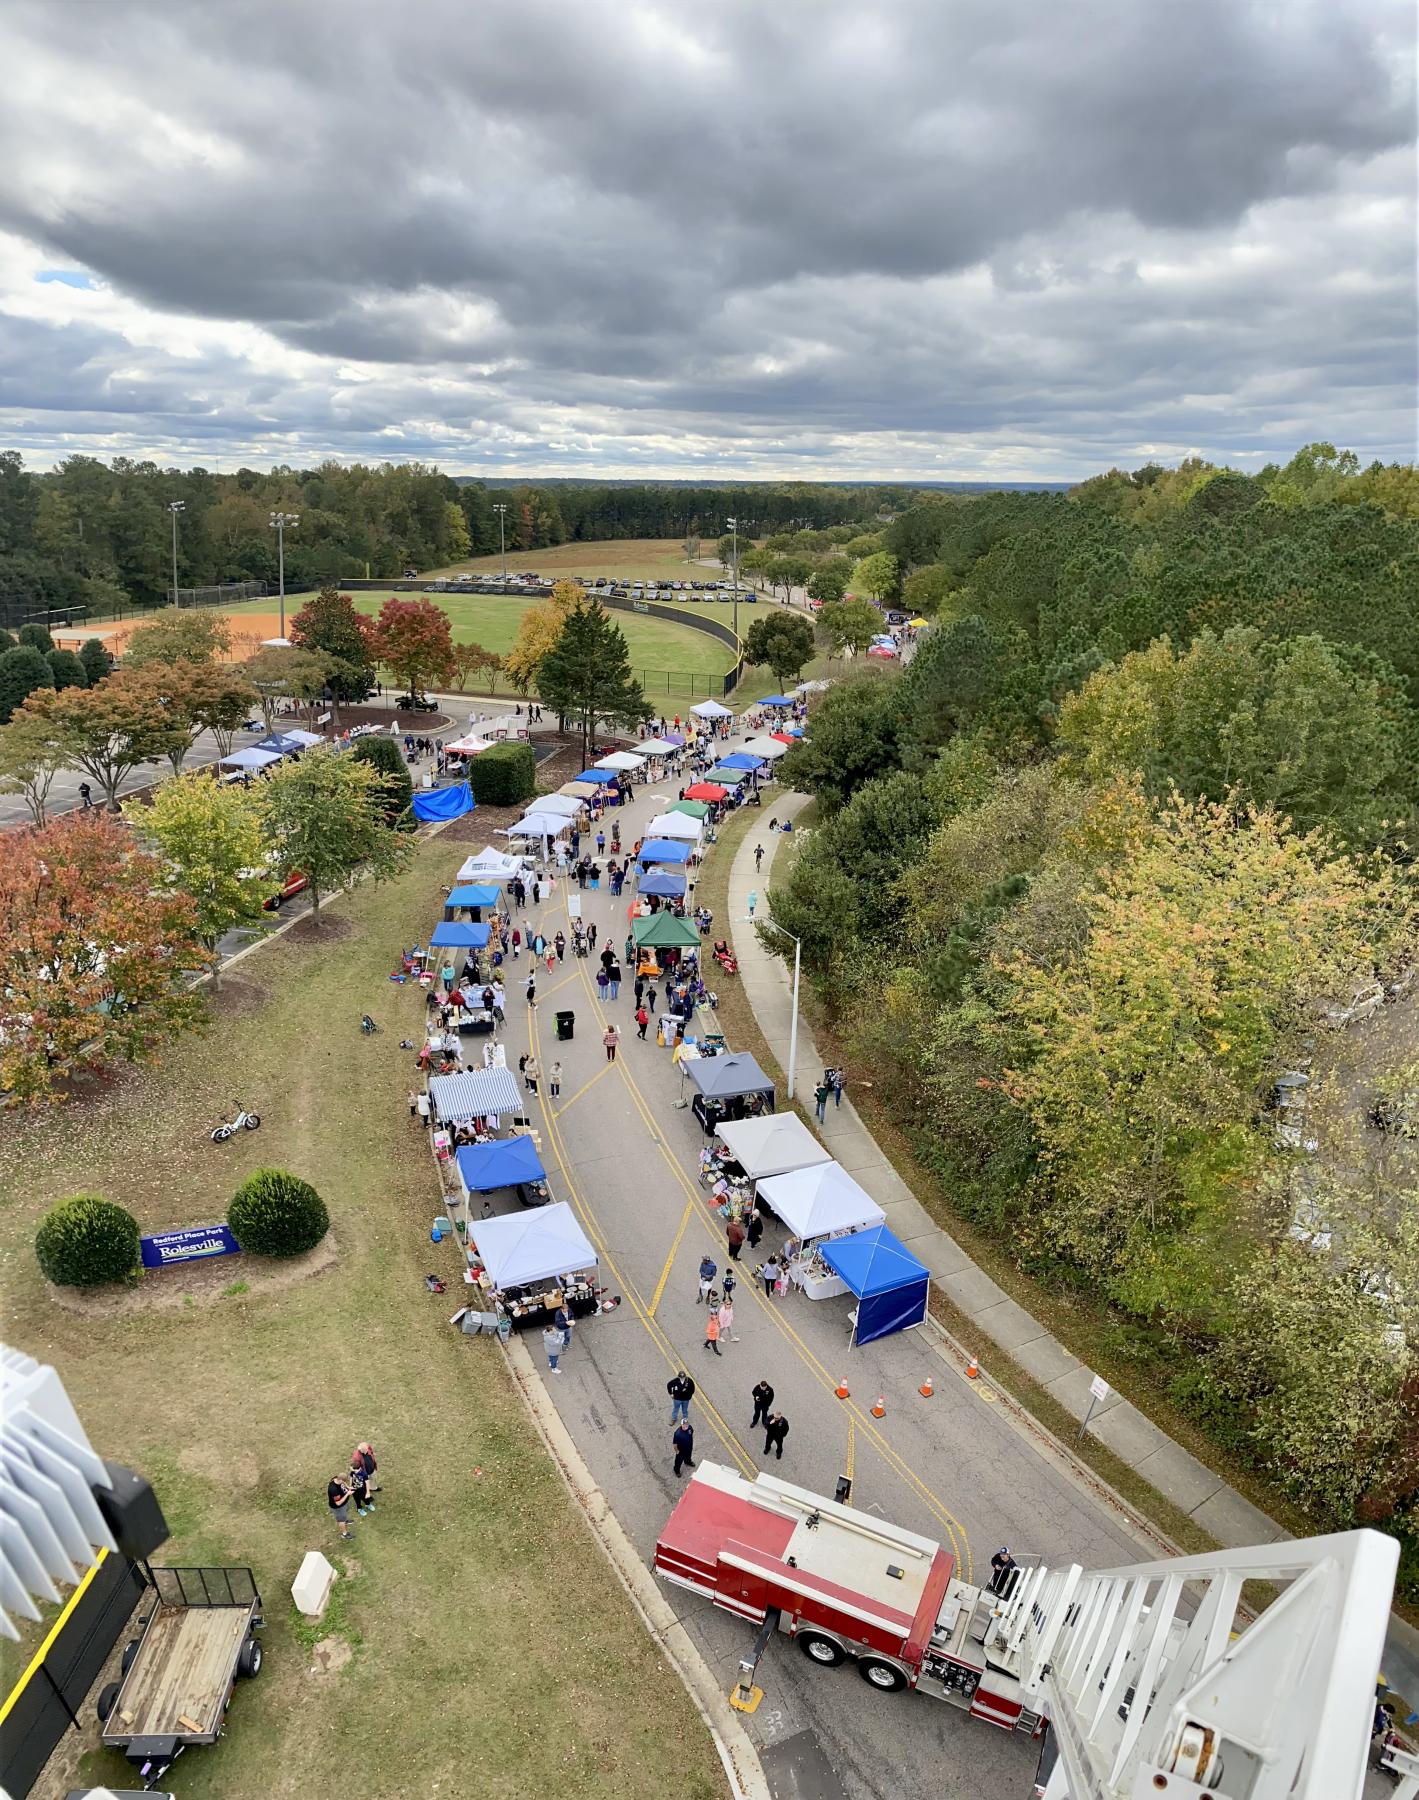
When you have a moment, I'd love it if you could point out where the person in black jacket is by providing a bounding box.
[668,1371,695,1426]
[672,1421,695,1476]
[763,1413,789,1460]
[750,1380,774,1429]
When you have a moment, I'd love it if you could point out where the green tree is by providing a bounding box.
[17,622,55,654]
[851,551,899,603]
[257,746,413,923]
[18,673,187,807]
[443,500,472,562]
[45,647,88,690]
[535,596,651,765]
[777,676,901,812]
[743,611,816,688]
[238,646,335,729]
[290,587,376,705]
[131,773,268,980]
[807,559,852,605]
[0,705,70,824]
[78,638,112,686]
[766,553,813,604]
[122,607,231,668]
[716,533,738,573]
[818,597,881,658]
[0,644,54,722]
[903,564,950,616]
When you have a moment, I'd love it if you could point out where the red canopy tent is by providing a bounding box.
[771,732,795,745]
[684,782,729,802]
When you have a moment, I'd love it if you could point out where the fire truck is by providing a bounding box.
[654,1461,1040,1730]
[656,1461,1403,1800]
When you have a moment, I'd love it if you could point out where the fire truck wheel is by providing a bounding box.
[797,1632,846,1668]
[857,1657,907,1693]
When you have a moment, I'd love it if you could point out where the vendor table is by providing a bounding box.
[492,1278,600,1332]
[801,1270,850,1301]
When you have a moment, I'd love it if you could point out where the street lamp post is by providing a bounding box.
[268,512,300,638]
[756,914,801,1102]
[167,501,185,607]
[727,515,742,669]
[493,503,508,580]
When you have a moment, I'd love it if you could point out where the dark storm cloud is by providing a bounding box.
[0,0,1413,472]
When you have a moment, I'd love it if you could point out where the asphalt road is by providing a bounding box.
[471,754,1148,1800]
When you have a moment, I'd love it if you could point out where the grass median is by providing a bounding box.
[0,839,726,1800]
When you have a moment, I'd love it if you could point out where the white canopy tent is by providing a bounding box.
[285,728,324,748]
[756,1163,885,1242]
[715,1114,832,1180]
[594,750,645,771]
[507,811,573,839]
[260,635,292,648]
[644,813,702,841]
[742,735,789,761]
[528,793,584,816]
[427,1067,522,1120]
[690,699,735,719]
[468,1202,598,1289]
[446,734,496,755]
[639,738,678,756]
[219,747,282,771]
[456,848,524,883]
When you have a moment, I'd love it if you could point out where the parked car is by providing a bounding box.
[263,869,309,911]
[395,694,439,712]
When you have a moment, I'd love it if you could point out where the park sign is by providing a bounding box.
[140,1224,242,1269]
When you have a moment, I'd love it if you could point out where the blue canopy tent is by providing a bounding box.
[639,869,687,898]
[820,1224,930,1347]
[253,731,304,754]
[717,752,763,770]
[760,695,794,707]
[430,920,491,949]
[574,770,610,785]
[412,781,476,823]
[456,1135,546,1194]
[446,883,501,910]
[637,838,692,865]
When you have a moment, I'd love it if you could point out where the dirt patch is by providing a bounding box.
[283,912,355,945]
[310,1635,354,1675]
[47,1233,338,1317]
[204,973,270,1017]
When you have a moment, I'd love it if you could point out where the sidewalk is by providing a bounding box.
[730,791,1419,1702]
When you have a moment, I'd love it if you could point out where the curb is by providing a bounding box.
[502,1333,770,1800]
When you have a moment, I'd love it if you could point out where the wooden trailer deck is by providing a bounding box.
[104,1602,256,1742]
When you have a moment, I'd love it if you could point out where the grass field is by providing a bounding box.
[0,844,726,1800]
[431,537,722,586]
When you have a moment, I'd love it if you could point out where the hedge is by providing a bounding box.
[35,1193,142,1287]
[350,733,414,822]
[468,740,536,807]
[228,1169,330,1257]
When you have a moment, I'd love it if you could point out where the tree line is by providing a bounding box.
[769,443,1419,1584]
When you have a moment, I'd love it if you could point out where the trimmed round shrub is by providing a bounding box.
[350,733,414,822]
[35,1193,141,1287]
[228,1169,329,1257]
[468,739,536,806]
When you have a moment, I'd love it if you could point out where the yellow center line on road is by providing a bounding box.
[554,860,975,1580]
[551,1061,614,1117]
[649,1191,698,1320]
[524,993,756,1479]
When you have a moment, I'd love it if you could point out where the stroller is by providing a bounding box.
[712,940,739,977]
[361,1014,380,1035]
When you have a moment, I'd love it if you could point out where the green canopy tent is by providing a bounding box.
[668,798,710,820]
[632,911,702,949]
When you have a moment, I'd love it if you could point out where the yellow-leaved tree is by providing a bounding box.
[503,579,581,695]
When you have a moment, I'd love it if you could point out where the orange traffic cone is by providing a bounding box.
[966,1354,979,1379]
[871,1394,886,1418]
[835,1376,850,1399]
[919,1375,934,1398]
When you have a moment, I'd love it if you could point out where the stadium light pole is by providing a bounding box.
[269,512,299,638]
[167,501,185,607]
[493,502,508,580]
[756,914,801,1101]
[726,516,741,654]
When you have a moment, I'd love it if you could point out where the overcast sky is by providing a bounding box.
[0,0,1413,480]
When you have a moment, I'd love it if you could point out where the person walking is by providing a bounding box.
[511,927,522,959]
[760,1255,781,1299]
[542,1324,563,1373]
[596,967,610,1003]
[78,781,93,809]
[697,1254,717,1304]
[717,1293,737,1343]
[746,1210,764,1252]
[762,1412,789,1460]
[672,1420,695,1477]
[750,1379,774,1430]
[747,889,757,919]
[726,1216,746,1261]
[328,1473,355,1540]
[554,930,565,963]
[549,1060,562,1098]
[524,1054,540,1096]
[625,933,636,967]
[491,981,506,1024]
[608,960,622,1001]
[990,1546,1017,1596]
[667,1371,695,1425]
[814,1077,831,1124]
[602,1024,620,1062]
[635,1003,650,1040]
[525,974,537,1008]
[754,843,764,872]
[831,1068,845,1108]
[704,1308,722,1355]
[588,922,598,949]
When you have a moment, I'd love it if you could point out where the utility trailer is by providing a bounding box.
[654,1462,1041,1732]
[96,1566,263,1791]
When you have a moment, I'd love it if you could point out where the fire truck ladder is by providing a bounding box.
[981,1528,1398,1800]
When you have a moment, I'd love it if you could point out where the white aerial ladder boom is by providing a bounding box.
[982,1528,1398,1800]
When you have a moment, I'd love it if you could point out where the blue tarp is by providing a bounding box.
[446,883,500,909]
[412,781,476,822]
[718,752,763,770]
[638,838,692,864]
[457,1135,547,1192]
[820,1224,930,1346]
[760,695,794,706]
[430,920,491,948]
[639,869,687,897]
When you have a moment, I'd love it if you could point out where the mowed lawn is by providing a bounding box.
[431,536,716,585]
[0,842,726,1800]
